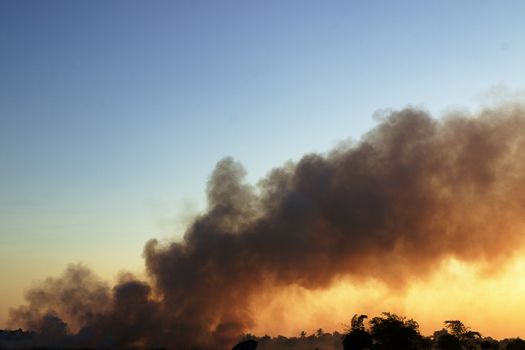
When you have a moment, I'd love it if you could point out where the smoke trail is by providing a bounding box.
[9,105,525,349]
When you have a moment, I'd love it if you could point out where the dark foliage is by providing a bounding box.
[507,338,525,350]
[436,333,463,350]
[342,315,372,350]
[369,313,430,350]
[4,312,525,350]
[233,339,258,350]
[480,339,500,350]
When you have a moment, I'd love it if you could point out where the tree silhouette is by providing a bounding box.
[369,312,430,350]
[342,314,372,350]
[351,314,368,331]
[232,339,258,350]
[439,320,481,350]
[437,332,463,350]
[507,338,525,350]
[444,321,468,337]
[316,328,324,338]
[480,339,500,350]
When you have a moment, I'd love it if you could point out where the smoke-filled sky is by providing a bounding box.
[2,0,525,347]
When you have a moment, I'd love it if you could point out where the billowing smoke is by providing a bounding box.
[9,105,525,349]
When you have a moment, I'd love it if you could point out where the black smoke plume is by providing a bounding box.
[9,105,525,349]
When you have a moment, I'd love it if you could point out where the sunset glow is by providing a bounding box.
[251,254,525,338]
[2,2,525,349]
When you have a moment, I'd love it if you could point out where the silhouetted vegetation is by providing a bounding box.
[3,312,525,350]
[505,338,525,350]
[342,315,372,350]
[233,339,258,350]
[238,312,524,350]
[370,313,430,350]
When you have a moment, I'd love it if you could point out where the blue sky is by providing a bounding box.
[1,0,525,327]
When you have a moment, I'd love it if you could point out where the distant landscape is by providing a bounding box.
[3,2,525,350]
[4,106,525,349]
[2,312,525,350]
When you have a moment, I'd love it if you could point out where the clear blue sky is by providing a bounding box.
[1,0,525,327]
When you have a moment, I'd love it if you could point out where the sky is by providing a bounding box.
[1,0,525,336]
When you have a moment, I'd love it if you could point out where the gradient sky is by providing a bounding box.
[1,0,525,332]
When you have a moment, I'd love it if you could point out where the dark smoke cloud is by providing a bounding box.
[9,105,525,349]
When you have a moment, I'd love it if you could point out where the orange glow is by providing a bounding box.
[249,254,525,339]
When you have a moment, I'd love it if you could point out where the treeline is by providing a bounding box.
[241,313,525,350]
[0,329,35,349]
[3,312,525,350]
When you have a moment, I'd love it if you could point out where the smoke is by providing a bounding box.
[9,105,525,349]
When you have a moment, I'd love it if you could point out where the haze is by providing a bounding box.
[2,1,525,348]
